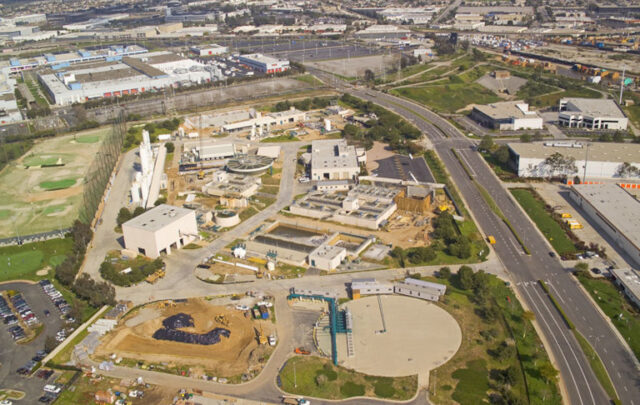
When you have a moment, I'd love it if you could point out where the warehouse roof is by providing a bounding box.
[402,278,447,294]
[508,142,640,162]
[312,139,359,171]
[560,98,626,118]
[572,184,640,250]
[610,268,640,303]
[473,100,540,120]
[123,204,194,232]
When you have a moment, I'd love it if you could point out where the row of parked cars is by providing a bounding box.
[16,349,47,375]
[10,292,39,326]
[1,292,39,341]
[1,295,19,327]
[39,280,71,315]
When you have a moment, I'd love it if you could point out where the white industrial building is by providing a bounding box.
[470,101,543,131]
[508,142,640,179]
[130,130,166,209]
[122,204,198,259]
[394,278,447,302]
[610,268,640,308]
[290,184,398,230]
[238,53,289,74]
[310,139,361,181]
[558,98,628,130]
[350,278,394,298]
[190,44,228,56]
[308,244,347,271]
[194,143,236,161]
[37,51,214,105]
[569,184,640,265]
[222,107,306,135]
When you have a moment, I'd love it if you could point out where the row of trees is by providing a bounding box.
[117,206,147,227]
[273,96,335,112]
[54,221,116,308]
[340,93,422,153]
[100,257,164,287]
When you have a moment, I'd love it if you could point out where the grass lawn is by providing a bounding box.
[428,273,561,405]
[279,356,417,400]
[239,207,259,221]
[533,87,602,109]
[0,209,11,220]
[43,205,66,215]
[392,83,500,113]
[75,135,100,144]
[261,134,301,142]
[510,188,577,256]
[576,272,640,361]
[23,154,64,167]
[0,238,73,282]
[39,178,77,190]
[295,74,324,86]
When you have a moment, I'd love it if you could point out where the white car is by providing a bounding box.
[298,177,310,183]
[234,305,249,311]
[1,400,13,405]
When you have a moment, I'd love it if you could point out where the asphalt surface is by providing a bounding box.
[0,282,63,403]
[307,71,640,405]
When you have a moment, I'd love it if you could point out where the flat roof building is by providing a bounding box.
[311,139,360,181]
[190,44,228,56]
[308,244,347,271]
[122,204,198,259]
[610,268,640,308]
[558,98,628,130]
[238,53,289,74]
[570,184,640,265]
[394,278,447,302]
[508,141,640,179]
[350,278,394,299]
[470,101,543,131]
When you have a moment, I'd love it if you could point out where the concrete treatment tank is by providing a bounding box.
[214,210,240,227]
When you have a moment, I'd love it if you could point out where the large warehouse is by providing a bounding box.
[310,139,360,181]
[122,204,198,259]
[470,101,543,131]
[38,51,213,105]
[569,184,640,265]
[558,98,628,130]
[237,53,289,74]
[508,141,640,179]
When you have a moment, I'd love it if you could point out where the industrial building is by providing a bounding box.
[394,185,435,213]
[289,184,398,230]
[470,101,543,131]
[193,143,236,161]
[610,268,640,308]
[310,139,361,181]
[202,171,261,198]
[354,24,412,39]
[569,184,640,265]
[221,107,306,135]
[350,278,394,299]
[0,71,21,124]
[508,142,640,179]
[308,244,347,271]
[394,278,447,302]
[237,54,289,74]
[190,44,228,56]
[122,204,198,259]
[558,98,628,130]
[37,51,214,105]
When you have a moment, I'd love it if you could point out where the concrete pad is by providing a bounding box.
[322,295,461,383]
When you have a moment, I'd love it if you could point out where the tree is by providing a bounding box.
[117,207,132,226]
[472,270,490,304]
[364,69,375,82]
[520,133,532,143]
[390,247,406,268]
[544,152,577,176]
[44,335,58,353]
[458,265,474,290]
[493,145,511,165]
[133,206,146,217]
[616,162,640,178]
[613,131,625,143]
[438,266,452,280]
[521,310,536,338]
[165,142,175,153]
[478,135,494,152]
[539,362,559,384]
[533,131,544,142]
[316,373,328,386]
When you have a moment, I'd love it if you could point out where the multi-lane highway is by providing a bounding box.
[309,69,639,405]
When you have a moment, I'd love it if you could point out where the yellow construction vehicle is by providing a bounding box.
[146,269,166,284]
[258,325,268,345]
[215,315,229,326]
[197,169,205,180]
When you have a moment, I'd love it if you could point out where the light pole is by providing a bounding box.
[582,143,591,184]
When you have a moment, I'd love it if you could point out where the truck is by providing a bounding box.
[146,269,165,284]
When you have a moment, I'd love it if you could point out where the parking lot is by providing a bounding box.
[0,282,66,403]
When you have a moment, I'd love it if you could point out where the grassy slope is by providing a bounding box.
[0,238,73,282]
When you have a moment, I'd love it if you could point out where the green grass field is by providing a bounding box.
[510,188,577,255]
[576,272,640,361]
[76,135,100,144]
[294,74,324,86]
[533,87,602,108]
[0,238,73,282]
[39,178,77,190]
[43,205,66,215]
[392,83,500,113]
[0,209,10,220]
[279,356,417,400]
[23,154,64,167]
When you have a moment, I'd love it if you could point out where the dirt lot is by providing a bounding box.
[95,299,274,378]
[307,54,400,78]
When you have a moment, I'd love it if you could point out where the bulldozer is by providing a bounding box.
[215,314,229,326]
[157,300,176,309]
[255,325,268,345]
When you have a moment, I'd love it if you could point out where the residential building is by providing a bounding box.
[122,204,198,259]
[558,98,628,130]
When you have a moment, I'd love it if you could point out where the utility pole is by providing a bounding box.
[619,66,626,105]
[582,143,591,184]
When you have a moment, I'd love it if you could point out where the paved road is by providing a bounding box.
[306,73,640,404]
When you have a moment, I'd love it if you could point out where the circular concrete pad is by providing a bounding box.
[340,295,461,377]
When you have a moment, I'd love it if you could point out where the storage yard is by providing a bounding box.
[0,127,108,238]
[94,298,275,378]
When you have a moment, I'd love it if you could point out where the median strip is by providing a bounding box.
[538,280,620,404]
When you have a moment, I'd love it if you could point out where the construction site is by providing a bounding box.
[94,298,276,380]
